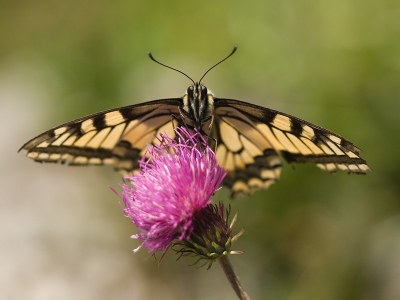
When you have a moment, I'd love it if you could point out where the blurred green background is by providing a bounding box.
[2,1,400,299]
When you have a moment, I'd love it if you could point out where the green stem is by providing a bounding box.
[218,255,250,300]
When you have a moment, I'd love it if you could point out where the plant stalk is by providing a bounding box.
[218,255,250,300]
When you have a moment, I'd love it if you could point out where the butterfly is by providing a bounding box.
[19,45,370,197]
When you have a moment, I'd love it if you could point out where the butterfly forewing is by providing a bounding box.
[19,99,181,171]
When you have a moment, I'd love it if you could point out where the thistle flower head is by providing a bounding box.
[120,127,227,253]
[174,202,244,269]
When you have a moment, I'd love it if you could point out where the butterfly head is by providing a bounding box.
[184,83,213,126]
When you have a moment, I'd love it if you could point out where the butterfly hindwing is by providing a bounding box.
[211,104,283,196]
[213,98,370,196]
[19,99,182,171]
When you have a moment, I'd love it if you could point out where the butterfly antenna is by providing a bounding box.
[199,45,238,84]
[148,51,195,85]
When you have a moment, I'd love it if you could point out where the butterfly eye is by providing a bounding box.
[187,86,194,98]
[200,86,208,99]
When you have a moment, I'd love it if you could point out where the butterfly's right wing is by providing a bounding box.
[19,99,182,172]
[212,98,370,197]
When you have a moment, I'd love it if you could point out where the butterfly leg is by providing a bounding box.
[208,134,218,152]
[198,115,218,151]
[207,115,214,137]
[171,113,184,130]
[176,106,194,132]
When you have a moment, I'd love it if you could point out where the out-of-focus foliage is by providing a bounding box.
[2,1,399,299]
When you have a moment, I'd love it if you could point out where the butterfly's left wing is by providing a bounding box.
[19,99,182,172]
[212,98,371,197]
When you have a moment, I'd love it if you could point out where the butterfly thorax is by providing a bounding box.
[181,83,215,130]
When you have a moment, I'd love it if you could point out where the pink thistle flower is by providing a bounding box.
[120,128,227,253]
